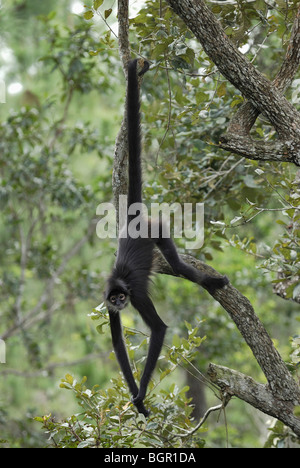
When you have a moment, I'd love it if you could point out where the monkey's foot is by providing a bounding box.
[202,274,229,293]
[132,395,150,418]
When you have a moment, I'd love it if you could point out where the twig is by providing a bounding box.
[155,57,173,163]
[172,402,225,440]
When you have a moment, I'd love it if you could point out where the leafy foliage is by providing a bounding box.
[1,0,300,449]
[36,311,207,448]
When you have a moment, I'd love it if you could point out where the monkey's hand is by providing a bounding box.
[132,394,150,418]
[137,59,150,77]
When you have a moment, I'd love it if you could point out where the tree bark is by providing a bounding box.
[207,364,300,437]
[165,0,300,166]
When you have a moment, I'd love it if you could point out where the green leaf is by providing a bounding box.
[59,382,73,389]
[96,323,106,334]
[217,82,226,98]
[104,8,112,19]
[285,283,295,299]
[34,416,45,423]
[276,219,287,226]
[93,0,104,9]
[172,334,181,347]
[231,95,244,107]
[65,374,74,384]
[160,369,171,381]
[78,438,95,448]
[196,91,208,105]
[152,42,168,59]
[84,10,94,20]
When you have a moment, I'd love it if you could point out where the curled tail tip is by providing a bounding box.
[202,274,229,293]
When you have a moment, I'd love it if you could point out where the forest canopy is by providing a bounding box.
[0,0,299,449]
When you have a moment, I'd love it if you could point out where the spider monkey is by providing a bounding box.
[105,58,229,417]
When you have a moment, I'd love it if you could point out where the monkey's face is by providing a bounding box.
[107,290,129,312]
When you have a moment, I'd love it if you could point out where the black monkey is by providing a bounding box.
[105,59,229,417]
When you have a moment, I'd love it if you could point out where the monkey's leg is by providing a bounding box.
[155,237,200,282]
[156,237,228,292]
[131,295,167,414]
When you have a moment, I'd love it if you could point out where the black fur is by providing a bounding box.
[105,59,229,417]
[127,60,143,207]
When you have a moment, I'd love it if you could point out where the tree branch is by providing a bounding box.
[226,5,300,136]
[207,364,300,437]
[219,133,296,164]
[220,4,300,163]
[165,0,300,165]
[154,251,300,434]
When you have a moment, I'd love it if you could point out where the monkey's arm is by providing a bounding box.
[108,310,149,416]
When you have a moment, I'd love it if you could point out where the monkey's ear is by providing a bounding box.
[137,59,150,76]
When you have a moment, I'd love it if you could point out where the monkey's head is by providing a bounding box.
[105,277,130,312]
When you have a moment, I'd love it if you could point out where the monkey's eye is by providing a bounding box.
[110,296,116,303]
[119,293,126,301]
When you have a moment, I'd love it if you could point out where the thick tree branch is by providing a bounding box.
[207,364,300,437]
[227,5,300,136]
[219,134,296,164]
[166,0,300,165]
[221,4,300,162]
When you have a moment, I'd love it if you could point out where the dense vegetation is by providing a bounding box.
[0,0,299,448]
